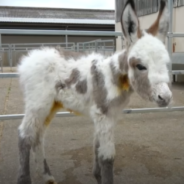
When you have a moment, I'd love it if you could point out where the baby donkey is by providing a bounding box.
[17,0,172,184]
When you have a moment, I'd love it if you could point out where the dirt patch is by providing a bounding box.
[59,147,93,184]
[114,143,171,178]
[59,142,171,183]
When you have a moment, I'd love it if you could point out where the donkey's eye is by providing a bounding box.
[136,64,147,70]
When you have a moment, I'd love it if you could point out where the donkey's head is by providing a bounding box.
[121,0,172,107]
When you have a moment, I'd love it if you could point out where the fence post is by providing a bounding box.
[0,34,2,72]
[8,44,13,70]
[95,40,98,52]
[167,0,173,82]
[0,48,3,72]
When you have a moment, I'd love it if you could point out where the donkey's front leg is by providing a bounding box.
[93,115,115,184]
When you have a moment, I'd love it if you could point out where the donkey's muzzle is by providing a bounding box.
[157,94,171,107]
[154,83,172,107]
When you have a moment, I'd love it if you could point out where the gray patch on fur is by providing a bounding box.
[109,57,133,109]
[43,159,52,175]
[110,52,128,87]
[93,138,101,184]
[119,51,128,73]
[134,70,151,98]
[133,69,151,98]
[65,69,80,87]
[110,61,120,86]
[55,81,66,91]
[17,134,31,184]
[91,59,108,114]
[76,79,87,94]
[100,158,114,184]
[130,57,151,99]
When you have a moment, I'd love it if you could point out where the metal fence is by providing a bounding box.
[0,40,115,71]
[1,0,184,120]
[0,42,76,71]
[77,39,115,55]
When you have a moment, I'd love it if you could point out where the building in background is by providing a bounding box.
[0,6,115,44]
[0,6,116,67]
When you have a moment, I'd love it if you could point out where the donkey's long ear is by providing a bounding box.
[147,0,169,43]
[121,0,140,46]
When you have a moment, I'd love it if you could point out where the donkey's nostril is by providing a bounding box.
[158,95,164,101]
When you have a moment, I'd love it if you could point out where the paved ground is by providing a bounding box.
[0,77,184,184]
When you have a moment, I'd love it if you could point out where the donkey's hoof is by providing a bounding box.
[45,179,57,184]
[17,176,31,184]
[44,175,57,184]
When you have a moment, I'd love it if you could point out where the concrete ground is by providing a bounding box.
[0,77,184,184]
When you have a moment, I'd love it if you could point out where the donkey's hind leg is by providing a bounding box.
[33,102,62,184]
[17,101,61,184]
[17,111,46,184]
[17,118,32,184]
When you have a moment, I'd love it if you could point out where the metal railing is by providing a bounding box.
[1,106,184,121]
[0,29,122,37]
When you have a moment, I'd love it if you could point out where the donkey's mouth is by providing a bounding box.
[157,100,170,107]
